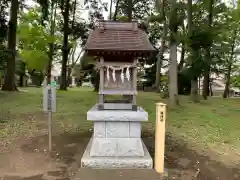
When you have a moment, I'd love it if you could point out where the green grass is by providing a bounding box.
[0,87,239,162]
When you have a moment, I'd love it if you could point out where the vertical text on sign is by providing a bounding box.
[48,87,52,111]
[43,85,56,112]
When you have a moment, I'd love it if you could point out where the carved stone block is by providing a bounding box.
[90,138,117,157]
[117,138,144,156]
[106,122,129,138]
[90,138,144,157]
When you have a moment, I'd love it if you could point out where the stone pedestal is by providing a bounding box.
[81,104,153,169]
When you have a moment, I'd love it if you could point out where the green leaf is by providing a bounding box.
[20,50,49,71]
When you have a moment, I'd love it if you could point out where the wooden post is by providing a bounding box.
[99,57,104,109]
[132,59,137,110]
[99,57,104,93]
[155,102,166,173]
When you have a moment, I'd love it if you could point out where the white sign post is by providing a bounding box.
[43,84,56,152]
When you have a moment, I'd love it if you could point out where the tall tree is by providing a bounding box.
[202,0,214,100]
[60,0,70,90]
[0,0,8,81]
[47,0,57,84]
[223,30,236,98]
[37,0,57,84]
[154,0,167,92]
[223,4,239,98]
[109,0,113,19]
[127,0,133,21]
[113,0,120,20]
[2,0,19,91]
[188,0,199,102]
[168,0,179,106]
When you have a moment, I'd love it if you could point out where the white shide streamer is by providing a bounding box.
[126,66,130,81]
[112,69,116,82]
[120,68,125,83]
[105,65,134,83]
[106,66,110,81]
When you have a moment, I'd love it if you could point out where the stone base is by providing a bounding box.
[81,137,153,169]
[90,138,144,157]
[87,104,148,122]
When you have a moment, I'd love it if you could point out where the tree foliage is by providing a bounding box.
[18,8,61,71]
[0,0,239,97]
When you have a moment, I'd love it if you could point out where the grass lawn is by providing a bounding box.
[0,87,239,165]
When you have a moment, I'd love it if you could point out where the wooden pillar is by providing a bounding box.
[155,102,167,173]
[99,57,104,110]
[132,59,137,110]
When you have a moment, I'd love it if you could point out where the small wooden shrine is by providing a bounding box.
[84,20,155,111]
[81,20,156,169]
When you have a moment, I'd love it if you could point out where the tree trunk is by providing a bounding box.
[109,0,113,20]
[60,0,70,90]
[223,64,232,98]
[209,81,213,96]
[127,0,133,21]
[169,42,178,106]
[191,77,199,102]
[47,44,53,84]
[178,23,186,71]
[223,30,236,98]
[190,51,199,102]
[154,55,161,91]
[202,0,214,100]
[187,0,198,102]
[178,42,185,71]
[113,0,120,21]
[39,72,44,87]
[47,0,57,85]
[168,0,179,106]
[19,74,24,87]
[67,64,71,87]
[66,0,77,87]
[154,0,166,92]
[202,68,210,99]
[1,0,19,91]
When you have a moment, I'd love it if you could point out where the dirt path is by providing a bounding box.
[0,131,239,180]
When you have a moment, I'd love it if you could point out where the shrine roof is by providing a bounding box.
[84,20,156,56]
